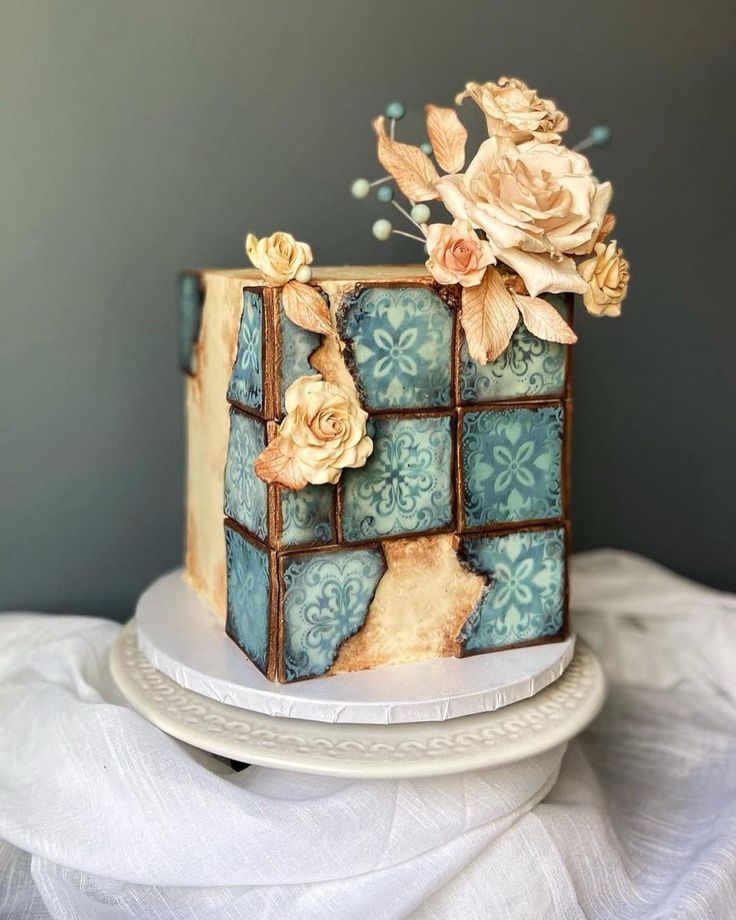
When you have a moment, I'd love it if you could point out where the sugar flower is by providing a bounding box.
[456,77,568,144]
[579,240,630,317]
[435,136,611,296]
[255,376,373,489]
[425,220,495,287]
[245,231,313,285]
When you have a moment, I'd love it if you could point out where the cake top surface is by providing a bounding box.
[200,265,432,283]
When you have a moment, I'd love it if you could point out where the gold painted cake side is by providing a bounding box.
[184,272,246,618]
[329,535,486,675]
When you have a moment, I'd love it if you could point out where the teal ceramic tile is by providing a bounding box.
[179,272,204,374]
[341,415,454,541]
[278,293,322,412]
[224,410,268,542]
[338,285,453,410]
[225,526,271,674]
[462,405,563,527]
[282,546,386,681]
[459,295,569,403]
[228,290,263,411]
[458,527,565,651]
[280,484,333,547]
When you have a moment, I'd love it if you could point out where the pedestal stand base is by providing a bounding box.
[111,621,605,779]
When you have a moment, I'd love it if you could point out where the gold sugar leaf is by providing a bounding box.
[254,437,308,490]
[281,281,336,339]
[515,295,578,344]
[460,268,520,364]
[425,105,467,174]
[373,116,440,202]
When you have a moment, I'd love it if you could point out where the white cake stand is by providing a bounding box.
[110,579,606,779]
[134,570,579,725]
[111,624,604,778]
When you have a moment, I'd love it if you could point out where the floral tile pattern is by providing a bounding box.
[282,547,386,681]
[459,296,569,403]
[278,294,322,412]
[225,526,271,674]
[338,286,453,410]
[462,405,563,527]
[341,415,454,541]
[178,272,204,374]
[228,291,264,411]
[213,275,573,678]
[457,527,565,651]
[280,484,333,547]
[224,410,268,542]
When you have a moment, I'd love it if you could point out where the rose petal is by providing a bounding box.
[498,249,588,296]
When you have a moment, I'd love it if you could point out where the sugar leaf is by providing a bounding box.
[425,105,467,174]
[373,116,440,202]
[461,268,520,364]
[282,281,335,339]
[254,436,308,490]
[515,294,577,344]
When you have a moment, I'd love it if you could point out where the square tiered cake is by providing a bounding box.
[181,267,571,682]
[179,75,628,684]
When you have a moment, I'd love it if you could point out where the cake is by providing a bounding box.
[180,78,629,684]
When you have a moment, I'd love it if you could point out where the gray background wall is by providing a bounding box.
[2,0,734,620]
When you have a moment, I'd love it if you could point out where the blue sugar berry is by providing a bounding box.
[590,125,612,146]
[385,101,406,120]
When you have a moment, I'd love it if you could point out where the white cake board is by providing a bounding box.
[135,570,576,725]
[111,621,605,778]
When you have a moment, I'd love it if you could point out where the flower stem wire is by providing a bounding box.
[391,199,426,234]
[392,229,427,243]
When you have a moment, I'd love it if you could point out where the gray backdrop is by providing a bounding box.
[2,0,734,620]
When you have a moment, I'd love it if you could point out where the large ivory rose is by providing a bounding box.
[579,240,629,317]
[435,136,612,296]
[425,220,495,286]
[245,231,313,285]
[456,77,569,144]
[255,375,373,488]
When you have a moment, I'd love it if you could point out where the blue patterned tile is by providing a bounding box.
[280,484,333,547]
[460,296,569,403]
[458,527,565,651]
[278,294,323,413]
[225,526,271,674]
[341,415,454,541]
[228,290,263,411]
[462,405,563,527]
[178,272,204,374]
[338,286,453,410]
[282,547,386,681]
[224,410,268,542]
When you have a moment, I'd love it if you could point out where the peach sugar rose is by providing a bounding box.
[425,220,495,286]
[456,77,569,144]
[579,240,630,317]
[245,231,313,285]
[255,376,373,489]
[435,136,612,296]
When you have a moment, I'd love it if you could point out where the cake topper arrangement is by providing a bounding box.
[243,77,629,492]
[351,77,629,360]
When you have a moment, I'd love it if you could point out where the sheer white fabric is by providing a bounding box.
[1,550,735,919]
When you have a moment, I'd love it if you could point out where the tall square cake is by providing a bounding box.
[181,268,571,682]
[179,75,628,684]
